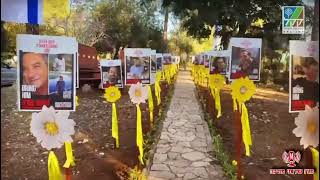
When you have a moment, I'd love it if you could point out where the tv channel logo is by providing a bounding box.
[282,6,304,34]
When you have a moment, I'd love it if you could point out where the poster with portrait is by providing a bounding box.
[100,60,123,88]
[76,52,79,88]
[124,48,151,85]
[16,34,77,111]
[151,50,157,73]
[229,37,262,81]
[199,53,204,66]
[289,40,319,113]
[208,50,230,75]
[203,53,210,68]
[156,53,163,71]
[163,53,172,65]
[193,55,200,65]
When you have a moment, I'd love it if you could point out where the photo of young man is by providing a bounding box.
[124,48,151,85]
[230,47,260,80]
[129,57,145,79]
[210,57,228,75]
[56,75,65,99]
[101,63,122,88]
[52,54,65,72]
[22,52,49,96]
[291,56,319,111]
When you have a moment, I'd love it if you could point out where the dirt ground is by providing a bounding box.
[1,82,172,180]
[196,83,318,180]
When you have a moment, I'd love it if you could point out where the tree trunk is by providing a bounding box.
[311,0,319,41]
[26,24,40,34]
[163,8,169,41]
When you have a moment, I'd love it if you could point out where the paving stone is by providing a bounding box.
[149,171,175,179]
[183,172,197,180]
[151,164,170,171]
[182,152,206,161]
[191,161,210,167]
[167,159,191,167]
[168,152,179,160]
[171,145,193,153]
[149,72,225,180]
[156,146,171,154]
[153,153,167,163]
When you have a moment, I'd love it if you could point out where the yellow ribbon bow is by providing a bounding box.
[112,103,119,148]
[136,104,144,165]
[148,85,154,128]
[310,147,319,180]
[48,151,62,180]
[63,142,75,168]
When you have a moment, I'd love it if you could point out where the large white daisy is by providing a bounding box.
[128,82,148,104]
[30,106,76,150]
[292,105,319,149]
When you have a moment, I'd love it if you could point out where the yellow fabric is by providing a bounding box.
[48,151,62,180]
[136,104,144,165]
[214,88,222,118]
[233,98,238,111]
[104,86,121,103]
[44,0,69,21]
[240,103,252,156]
[230,77,256,103]
[155,81,161,105]
[63,142,75,168]
[209,74,225,90]
[148,86,154,127]
[112,103,119,148]
[310,147,319,180]
[75,96,79,107]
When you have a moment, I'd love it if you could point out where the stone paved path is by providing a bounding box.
[148,71,226,180]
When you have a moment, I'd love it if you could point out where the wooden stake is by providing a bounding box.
[234,109,243,180]
[304,148,314,180]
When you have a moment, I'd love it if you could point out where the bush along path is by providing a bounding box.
[148,71,227,180]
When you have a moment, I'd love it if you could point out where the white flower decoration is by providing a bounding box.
[128,82,148,104]
[292,105,319,149]
[30,106,76,150]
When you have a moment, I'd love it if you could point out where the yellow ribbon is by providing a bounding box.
[214,88,222,118]
[155,81,161,105]
[112,103,119,148]
[232,98,238,111]
[240,103,252,156]
[310,147,319,180]
[148,85,154,127]
[63,142,75,168]
[136,104,144,165]
[48,151,62,180]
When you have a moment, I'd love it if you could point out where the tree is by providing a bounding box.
[158,0,308,49]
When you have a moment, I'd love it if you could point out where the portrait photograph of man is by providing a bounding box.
[210,56,229,75]
[21,52,49,96]
[230,47,261,80]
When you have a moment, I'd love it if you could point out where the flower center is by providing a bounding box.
[214,79,220,84]
[240,86,247,94]
[135,89,142,97]
[110,92,115,97]
[45,122,59,136]
[307,120,317,135]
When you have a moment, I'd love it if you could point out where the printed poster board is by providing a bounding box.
[100,59,123,88]
[208,50,230,75]
[289,40,319,112]
[17,34,77,111]
[163,53,172,65]
[124,48,151,85]
[229,37,262,81]
[156,53,163,71]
